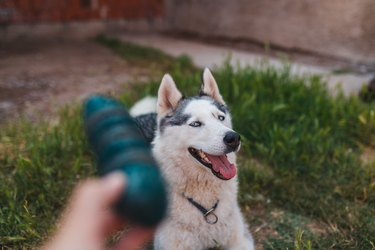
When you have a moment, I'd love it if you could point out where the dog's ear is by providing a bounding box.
[157,74,183,116]
[200,68,225,104]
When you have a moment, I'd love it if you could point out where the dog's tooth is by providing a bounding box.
[202,155,209,162]
[196,149,212,164]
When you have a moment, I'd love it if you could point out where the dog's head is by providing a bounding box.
[154,68,240,180]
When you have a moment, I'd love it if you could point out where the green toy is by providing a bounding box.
[83,95,167,226]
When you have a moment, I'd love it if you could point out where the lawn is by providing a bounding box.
[1,35,374,249]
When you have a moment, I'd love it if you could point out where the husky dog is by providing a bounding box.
[132,68,254,250]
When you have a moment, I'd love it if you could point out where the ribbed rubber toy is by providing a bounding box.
[83,95,167,226]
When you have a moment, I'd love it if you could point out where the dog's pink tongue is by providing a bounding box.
[206,154,236,180]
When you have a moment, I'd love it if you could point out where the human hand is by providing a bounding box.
[42,173,154,250]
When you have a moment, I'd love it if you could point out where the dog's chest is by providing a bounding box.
[170,195,236,245]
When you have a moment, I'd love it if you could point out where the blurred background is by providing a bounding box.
[1,0,374,61]
[0,0,374,121]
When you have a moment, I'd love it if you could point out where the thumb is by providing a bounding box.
[97,172,127,208]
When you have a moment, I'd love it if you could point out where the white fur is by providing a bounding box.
[202,67,226,105]
[157,74,183,117]
[148,69,254,250]
[129,96,157,116]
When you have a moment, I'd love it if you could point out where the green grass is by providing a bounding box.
[94,34,196,75]
[1,36,375,249]
[0,108,95,248]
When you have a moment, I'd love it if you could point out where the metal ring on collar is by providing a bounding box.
[204,212,218,224]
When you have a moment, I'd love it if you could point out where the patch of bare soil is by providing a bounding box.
[0,37,149,122]
[361,146,375,165]
[243,204,279,250]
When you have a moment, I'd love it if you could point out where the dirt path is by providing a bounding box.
[0,37,149,122]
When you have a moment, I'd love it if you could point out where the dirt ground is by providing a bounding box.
[0,37,149,123]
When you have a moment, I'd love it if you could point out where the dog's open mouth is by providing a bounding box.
[188,147,237,180]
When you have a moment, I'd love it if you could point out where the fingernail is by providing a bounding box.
[104,172,127,189]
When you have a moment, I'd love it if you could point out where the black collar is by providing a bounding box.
[182,193,219,224]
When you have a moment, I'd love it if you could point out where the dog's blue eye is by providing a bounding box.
[218,115,225,121]
[190,121,202,127]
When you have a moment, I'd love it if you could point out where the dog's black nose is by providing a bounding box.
[223,131,241,150]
